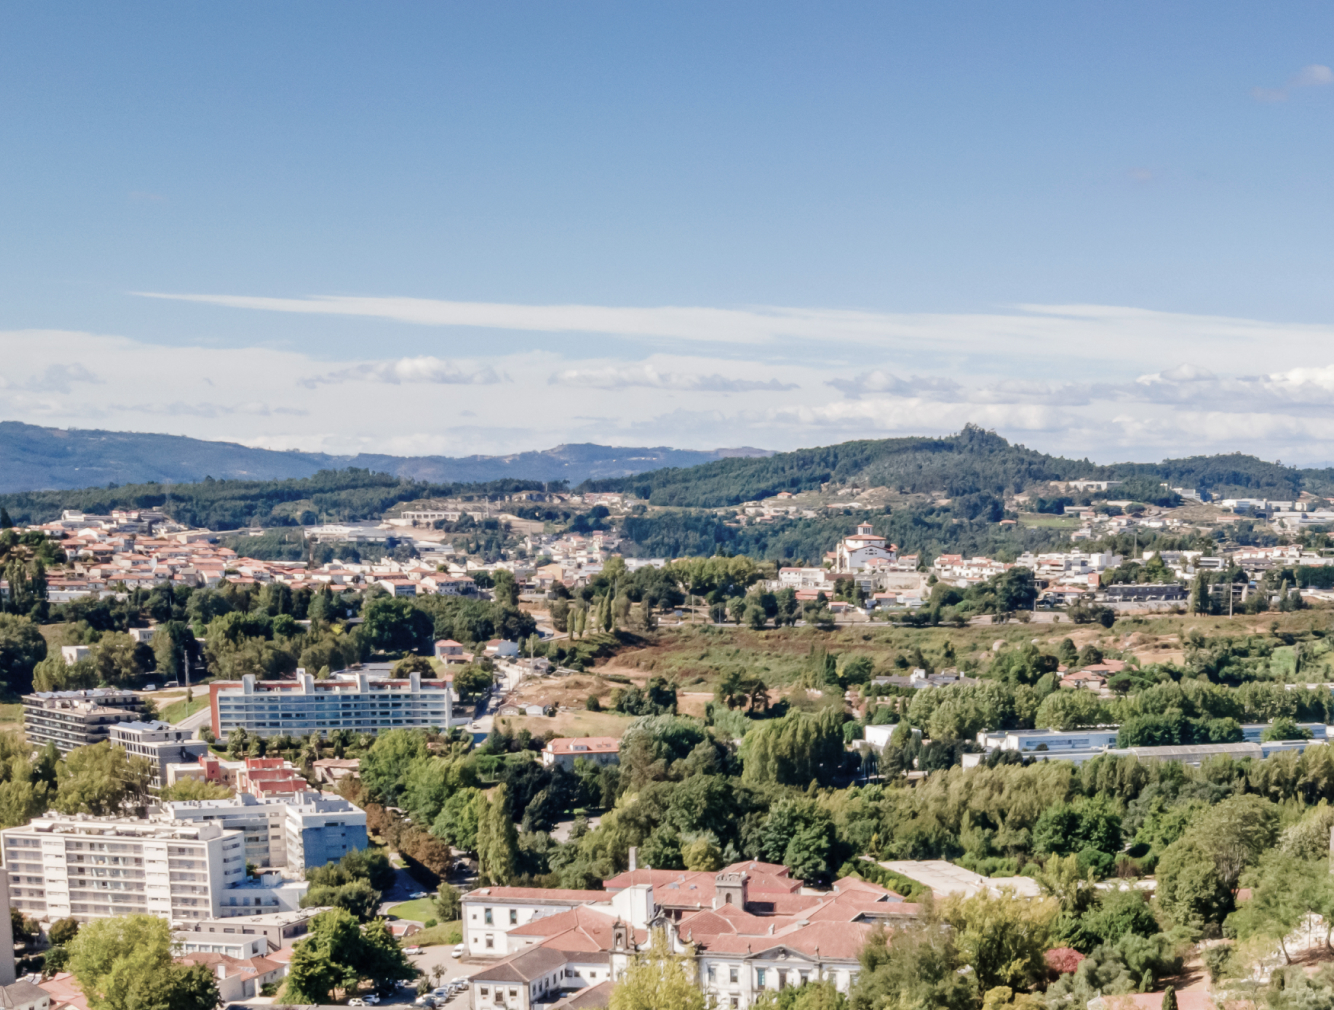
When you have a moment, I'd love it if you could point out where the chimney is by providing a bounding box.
[628,847,637,872]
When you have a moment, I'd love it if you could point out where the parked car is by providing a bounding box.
[364,997,380,1005]
[143,683,158,692]
[349,1001,366,1007]
[409,891,429,899]
[432,988,450,998]
[451,944,465,958]
[413,998,436,1007]
[404,945,422,954]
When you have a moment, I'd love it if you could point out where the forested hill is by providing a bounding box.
[581,425,1332,507]
[0,470,549,531]
[0,420,768,493]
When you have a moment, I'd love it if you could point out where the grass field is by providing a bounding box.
[0,704,23,736]
[412,920,462,947]
[387,897,439,924]
[500,709,634,739]
[161,696,208,724]
[1017,514,1080,528]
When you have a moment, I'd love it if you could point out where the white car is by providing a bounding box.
[452,943,465,958]
[409,891,429,899]
[404,945,422,954]
[349,1001,367,1007]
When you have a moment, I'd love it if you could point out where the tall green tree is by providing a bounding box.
[475,784,520,885]
[67,914,219,1010]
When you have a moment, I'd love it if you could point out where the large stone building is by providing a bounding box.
[464,863,919,1010]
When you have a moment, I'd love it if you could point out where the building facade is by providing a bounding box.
[0,816,308,924]
[23,690,144,753]
[163,792,367,871]
[209,671,455,739]
[109,721,211,790]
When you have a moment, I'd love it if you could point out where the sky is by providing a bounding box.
[4,3,1334,465]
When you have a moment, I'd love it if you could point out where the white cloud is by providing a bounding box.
[300,356,506,388]
[0,363,103,394]
[551,364,796,392]
[1253,63,1334,102]
[133,292,1334,379]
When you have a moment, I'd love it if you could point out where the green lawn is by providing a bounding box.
[161,696,208,724]
[387,897,439,923]
[412,920,462,948]
[1017,515,1080,528]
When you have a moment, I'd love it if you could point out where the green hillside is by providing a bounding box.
[583,425,1326,507]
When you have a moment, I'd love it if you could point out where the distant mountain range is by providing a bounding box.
[0,421,772,494]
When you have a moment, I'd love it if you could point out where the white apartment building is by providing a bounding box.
[163,793,369,871]
[209,670,456,739]
[0,816,308,925]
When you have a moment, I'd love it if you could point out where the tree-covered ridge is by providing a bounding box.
[584,425,1328,507]
[0,468,550,531]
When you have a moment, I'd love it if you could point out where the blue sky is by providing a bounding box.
[4,3,1334,463]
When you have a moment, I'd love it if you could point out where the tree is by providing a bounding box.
[283,910,364,1004]
[359,729,428,805]
[68,914,220,1010]
[940,889,1057,992]
[361,597,433,655]
[848,922,973,1010]
[435,883,462,922]
[159,777,234,801]
[609,928,706,1010]
[475,784,519,884]
[91,633,144,686]
[54,743,154,816]
[1226,852,1330,964]
[741,708,845,787]
[392,655,435,677]
[0,614,46,693]
[301,878,381,921]
[492,570,519,608]
[48,916,80,947]
[1034,689,1109,730]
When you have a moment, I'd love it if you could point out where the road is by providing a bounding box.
[463,661,527,739]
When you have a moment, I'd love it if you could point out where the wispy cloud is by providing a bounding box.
[0,363,103,394]
[133,292,1334,376]
[1253,63,1334,102]
[300,356,506,388]
[552,364,796,392]
[108,402,309,418]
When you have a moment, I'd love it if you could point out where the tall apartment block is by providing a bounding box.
[161,792,368,870]
[23,690,144,753]
[209,670,455,739]
[1,817,308,923]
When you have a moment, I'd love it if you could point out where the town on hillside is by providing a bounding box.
[0,482,1332,1010]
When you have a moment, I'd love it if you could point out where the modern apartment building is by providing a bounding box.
[23,690,144,753]
[162,791,368,871]
[109,721,211,790]
[209,670,456,739]
[0,816,308,924]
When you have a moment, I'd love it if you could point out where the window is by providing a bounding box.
[480,989,488,999]
[510,909,518,925]
[730,1000,739,1009]
[707,965,716,982]
[729,967,738,984]
[484,908,493,925]
[486,935,494,949]
[778,971,787,988]
[509,990,517,999]
[756,969,767,987]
